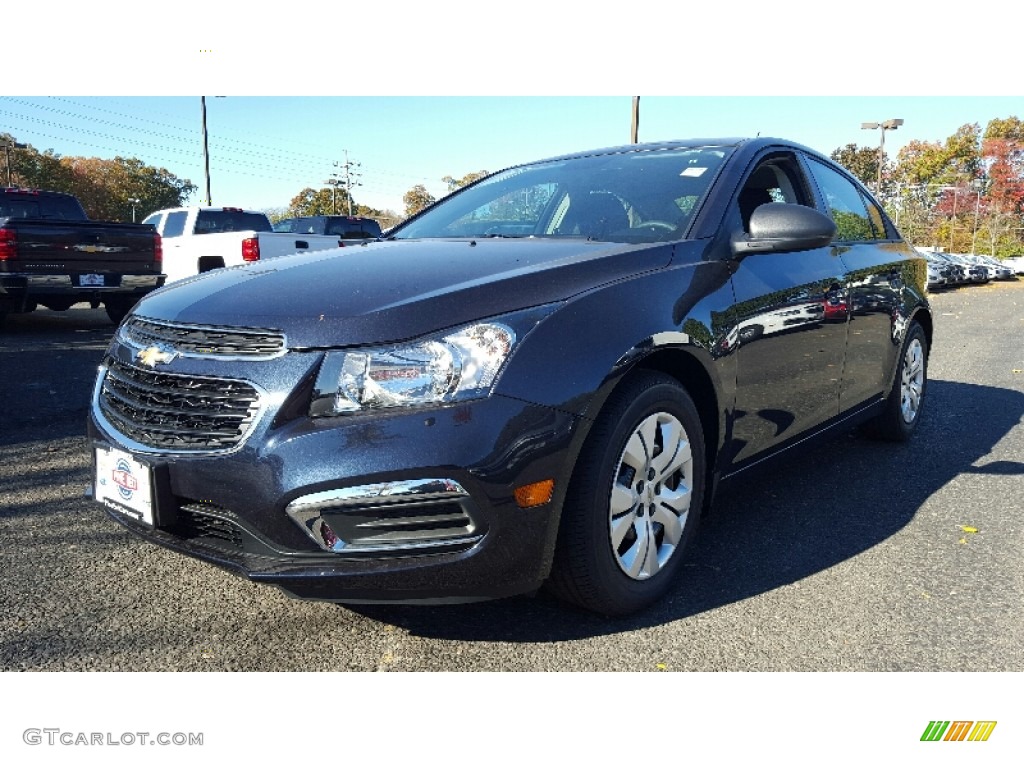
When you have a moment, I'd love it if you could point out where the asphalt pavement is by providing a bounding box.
[1,281,1022,672]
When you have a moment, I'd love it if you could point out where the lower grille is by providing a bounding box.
[323,500,477,548]
[286,479,482,554]
[98,357,262,451]
[176,501,245,549]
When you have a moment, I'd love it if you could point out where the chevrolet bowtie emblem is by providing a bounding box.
[136,345,176,368]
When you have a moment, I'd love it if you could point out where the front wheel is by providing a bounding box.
[547,372,706,616]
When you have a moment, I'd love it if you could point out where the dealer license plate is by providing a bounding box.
[79,273,105,286]
[94,445,154,526]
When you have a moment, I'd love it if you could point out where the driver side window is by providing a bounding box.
[737,155,810,232]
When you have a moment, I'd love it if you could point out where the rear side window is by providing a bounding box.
[193,210,273,234]
[141,212,163,229]
[327,219,382,238]
[806,159,874,242]
[163,211,188,238]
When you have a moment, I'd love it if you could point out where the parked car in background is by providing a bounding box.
[143,206,344,285]
[926,262,945,291]
[273,215,383,246]
[949,254,990,283]
[89,137,932,616]
[0,187,164,326]
[1003,255,1024,275]
[975,254,1014,279]
[918,250,961,286]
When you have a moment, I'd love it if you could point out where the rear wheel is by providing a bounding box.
[866,320,927,441]
[547,372,705,616]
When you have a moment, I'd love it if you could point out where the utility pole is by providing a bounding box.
[337,151,362,216]
[201,97,211,206]
[4,141,27,186]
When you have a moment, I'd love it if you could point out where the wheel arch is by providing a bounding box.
[911,305,933,355]
[632,348,723,514]
[567,345,725,518]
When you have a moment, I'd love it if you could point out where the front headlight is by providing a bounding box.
[311,322,516,416]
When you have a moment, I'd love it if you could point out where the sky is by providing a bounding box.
[4,95,1022,219]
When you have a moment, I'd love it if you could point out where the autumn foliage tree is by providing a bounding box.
[2,133,195,221]
[830,144,882,189]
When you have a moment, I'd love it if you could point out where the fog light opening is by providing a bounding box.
[514,479,555,509]
[318,519,341,550]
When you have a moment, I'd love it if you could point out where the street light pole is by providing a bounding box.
[861,118,904,193]
[971,182,982,255]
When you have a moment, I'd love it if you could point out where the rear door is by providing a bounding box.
[802,156,912,412]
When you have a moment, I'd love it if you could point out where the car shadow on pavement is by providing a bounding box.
[347,378,1024,642]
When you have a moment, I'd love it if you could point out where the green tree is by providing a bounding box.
[62,156,196,221]
[403,185,436,217]
[894,123,982,189]
[1,133,72,190]
[288,186,354,216]
[1,134,195,221]
[830,144,882,189]
[441,170,489,193]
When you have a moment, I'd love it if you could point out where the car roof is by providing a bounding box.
[527,137,824,166]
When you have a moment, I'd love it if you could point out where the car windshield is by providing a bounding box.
[390,146,731,244]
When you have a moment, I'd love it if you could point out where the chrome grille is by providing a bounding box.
[121,316,286,358]
[99,357,262,451]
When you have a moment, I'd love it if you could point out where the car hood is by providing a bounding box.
[136,238,676,347]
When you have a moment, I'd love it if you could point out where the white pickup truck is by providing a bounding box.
[141,206,343,284]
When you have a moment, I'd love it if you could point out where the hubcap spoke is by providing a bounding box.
[640,521,660,577]
[621,432,650,475]
[651,499,686,546]
[610,513,637,551]
[621,520,650,579]
[610,483,636,517]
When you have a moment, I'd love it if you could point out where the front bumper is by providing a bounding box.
[88,353,580,603]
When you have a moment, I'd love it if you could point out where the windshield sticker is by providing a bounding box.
[681,167,707,177]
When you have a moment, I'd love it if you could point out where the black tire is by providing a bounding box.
[866,320,928,442]
[547,372,706,616]
[104,297,136,326]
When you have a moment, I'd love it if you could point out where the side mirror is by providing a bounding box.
[731,203,836,256]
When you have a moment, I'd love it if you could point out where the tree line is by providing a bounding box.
[2,132,196,221]
[831,115,1024,256]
